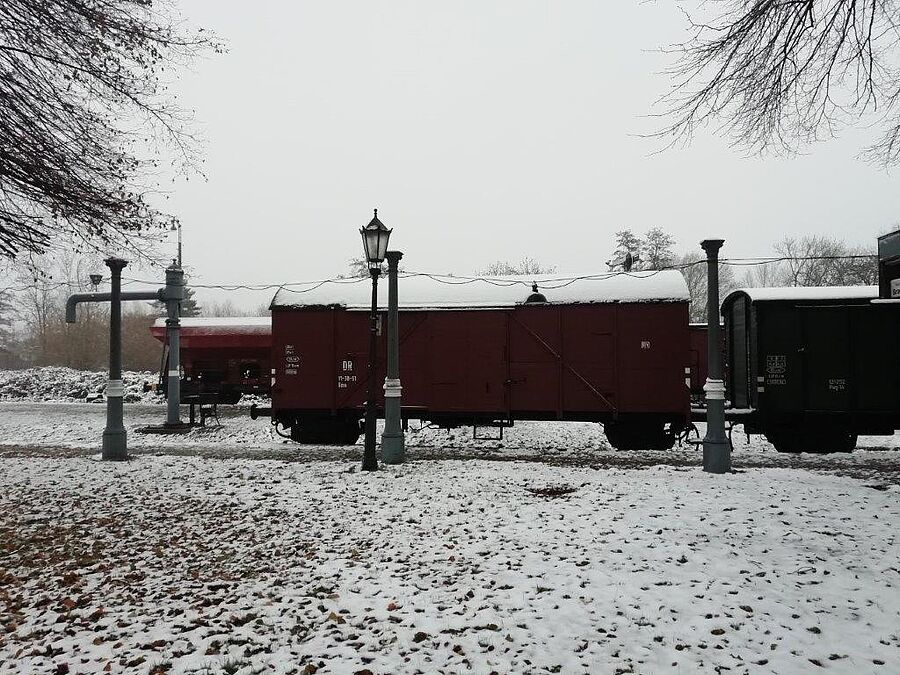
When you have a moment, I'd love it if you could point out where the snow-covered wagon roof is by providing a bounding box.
[151,316,270,333]
[722,285,878,306]
[270,270,690,310]
[150,317,271,347]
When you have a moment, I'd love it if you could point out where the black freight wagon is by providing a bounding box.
[722,286,900,453]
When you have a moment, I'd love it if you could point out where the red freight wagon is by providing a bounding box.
[265,271,691,449]
[150,317,271,404]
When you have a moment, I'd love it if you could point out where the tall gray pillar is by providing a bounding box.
[381,251,405,463]
[102,258,128,461]
[164,264,185,427]
[701,239,731,474]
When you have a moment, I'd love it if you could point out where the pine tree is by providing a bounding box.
[151,282,200,317]
[180,285,201,317]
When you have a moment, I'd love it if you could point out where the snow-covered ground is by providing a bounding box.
[1,454,898,675]
[0,401,898,485]
[1,385,899,674]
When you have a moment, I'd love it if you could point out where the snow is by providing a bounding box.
[1,447,898,674]
[0,367,159,404]
[150,317,271,340]
[2,399,899,674]
[723,286,878,304]
[271,270,690,310]
[151,316,271,329]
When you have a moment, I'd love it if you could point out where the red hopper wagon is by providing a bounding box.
[261,271,692,449]
[150,317,271,404]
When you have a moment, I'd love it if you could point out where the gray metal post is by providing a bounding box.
[381,251,405,463]
[101,258,128,461]
[164,264,185,427]
[701,239,731,473]
[362,268,381,471]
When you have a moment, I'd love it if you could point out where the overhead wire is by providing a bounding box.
[3,253,878,297]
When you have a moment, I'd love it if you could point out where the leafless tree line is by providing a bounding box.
[0,248,270,370]
[0,251,162,369]
[680,234,878,321]
[478,258,557,276]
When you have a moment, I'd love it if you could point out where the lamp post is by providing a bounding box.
[164,262,185,428]
[171,222,182,268]
[360,209,392,471]
[701,239,731,474]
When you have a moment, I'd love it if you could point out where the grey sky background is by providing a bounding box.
[162,0,899,309]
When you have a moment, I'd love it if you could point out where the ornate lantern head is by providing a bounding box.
[360,209,392,268]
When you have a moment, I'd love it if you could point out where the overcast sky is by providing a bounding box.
[163,0,899,308]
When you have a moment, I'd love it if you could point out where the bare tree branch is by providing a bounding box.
[0,0,222,258]
[657,0,900,165]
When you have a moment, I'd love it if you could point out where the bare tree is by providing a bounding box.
[643,227,677,270]
[122,304,161,371]
[201,299,267,317]
[343,258,371,278]
[740,260,783,289]
[0,290,17,367]
[478,258,557,276]
[774,235,877,286]
[738,235,878,287]
[0,0,220,258]
[12,251,109,367]
[660,1,900,165]
[341,257,407,278]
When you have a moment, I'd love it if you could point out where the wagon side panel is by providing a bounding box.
[332,310,375,411]
[615,302,689,414]
[507,306,562,416]
[272,309,339,411]
[426,310,507,415]
[559,305,617,414]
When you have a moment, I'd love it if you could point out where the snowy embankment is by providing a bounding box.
[0,367,158,403]
[0,456,898,674]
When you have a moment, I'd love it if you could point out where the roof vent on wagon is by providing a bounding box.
[524,282,547,304]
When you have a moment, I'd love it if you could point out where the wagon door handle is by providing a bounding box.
[504,378,525,386]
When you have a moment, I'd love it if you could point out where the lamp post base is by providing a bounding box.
[702,439,731,474]
[381,431,405,464]
[101,428,128,461]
